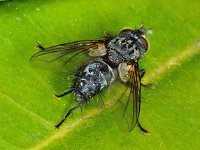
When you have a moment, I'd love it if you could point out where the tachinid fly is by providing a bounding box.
[30,25,152,133]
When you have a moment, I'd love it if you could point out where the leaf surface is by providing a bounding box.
[0,0,200,149]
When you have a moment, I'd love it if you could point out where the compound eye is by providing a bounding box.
[120,28,133,34]
[139,36,148,51]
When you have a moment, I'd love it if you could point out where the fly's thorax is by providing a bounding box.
[107,31,148,64]
[75,59,116,101]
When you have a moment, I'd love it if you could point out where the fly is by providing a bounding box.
[30,25,153,133]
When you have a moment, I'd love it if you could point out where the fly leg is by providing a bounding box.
[55,101,85,128]
[139,68,146,78]
[138,122,149,135]
[55,64,86,98]
[140,68,153,88]
[139,69,151,134]
[55,88,75,98]
[55,64,88,128]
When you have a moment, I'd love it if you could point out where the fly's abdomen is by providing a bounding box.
[75,59,116,101]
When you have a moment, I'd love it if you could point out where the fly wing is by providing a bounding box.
[126,63,141,131]
[112,63,141,132]
[30,40,107,63]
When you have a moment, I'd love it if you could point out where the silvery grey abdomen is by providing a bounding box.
[75,59,116,101]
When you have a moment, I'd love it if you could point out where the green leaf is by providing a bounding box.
[0,0,200,150]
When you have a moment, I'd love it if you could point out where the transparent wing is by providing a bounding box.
[30,40,106,63]
[112,63,142,132]
[125,64,141,131]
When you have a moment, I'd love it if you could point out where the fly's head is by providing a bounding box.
[108,25,152,64]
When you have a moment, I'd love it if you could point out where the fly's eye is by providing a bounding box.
[139,36,148,51]
[120,28,133,34]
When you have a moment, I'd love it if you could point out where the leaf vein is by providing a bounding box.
[0,91,53,127]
